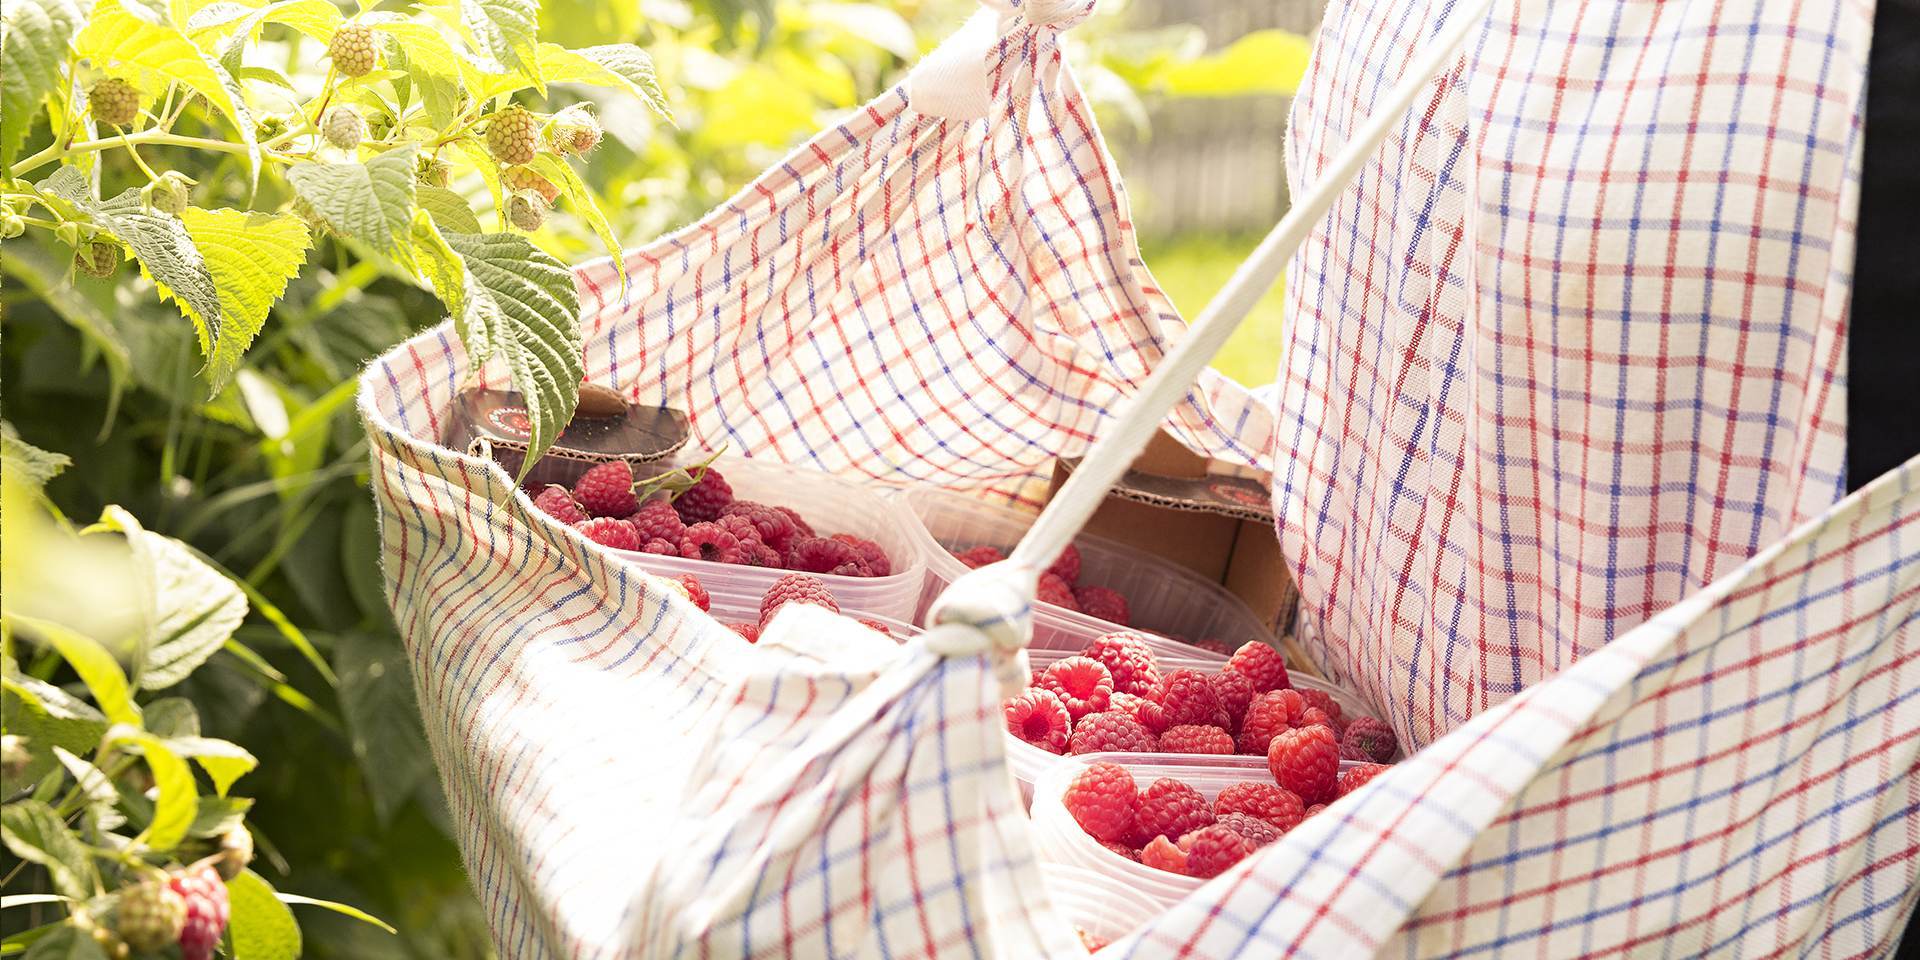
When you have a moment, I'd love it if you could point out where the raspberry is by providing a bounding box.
[1298,689,1346,733]
[1132,777,1214,845]
[1036,572,1079,610]
[1182,823,1257,878]
[954,545,1005,568]
[1211,671,1256,732]
[1080,631,1160,697]
[672,467,733,522]
[321,105,365,150]
[630,499,685,542]
[1003,688,1070,754]
[168,865,229,960]
[1035,656,1113,720]
[142,171,192,216]
[745,542,782,567]
[776,506,814,537]
[88,78,140,126]
[1109,691,1168,734]
[1225,641,1291,692]
[1060,761,1137,843]
[1067,711,1155,754]
[1190,637,1235,655]
[1338,762,1391,797]
[1299,707,1336,734]
[1341,716,1397,763]
[727,621,760,642]
[679,522,746,564]
[1156,724,1234,755]
[486,104,540,165]
[1268,724,1340,805]
[1155,669,1229,729]
[115,879,186,950]
[641,538,678,555]
[676,574,710,612]
[1138,834,1188,875]
[1073,585,1130,625]
[1098,840,1137,862]
[326,22,379,77]
[1213,781,1304,832]
[503,165,561,203]
[721,501,798,548]
[830,534,891,576]
[1304,803,1327,818]
[1238,689,1309,755]
[576,516,640,550]
[548,103,601,154]
[75,239,120,279]
[759,573,839,625]
[417,154,452,187]
[785,536,865,576]
[856,618,893,637]
[533,484,587,524]
[507,193,547,231]
[715,514,764,548]
[1048,543,1082,584]
[213,826,254,881]
[1216,812,1281,847]
[574,460,640,517]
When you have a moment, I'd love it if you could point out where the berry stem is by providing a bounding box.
[117,132,164,184]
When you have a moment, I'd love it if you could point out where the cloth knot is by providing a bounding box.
[984,0,1095,30]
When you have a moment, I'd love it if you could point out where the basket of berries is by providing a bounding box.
[661,570,919,644]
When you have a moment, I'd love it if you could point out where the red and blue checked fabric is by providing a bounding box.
[1273,0,1872,748]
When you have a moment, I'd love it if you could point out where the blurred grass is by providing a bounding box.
[1139,232,1285,386]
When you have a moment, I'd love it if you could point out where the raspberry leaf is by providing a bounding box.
[284,145,417,254]
[77,0,260,185]
[1,421,70,489]
[6,613,139,726]
[533,43,670,121]
[0,800,100,903]
[415,184,482,234]
[0,0,92,163]
[460,0,542,93]
[92,505,249,691]
[107,728,198,852]
[179,208,310,393]
[226,870,302,960]
[2,674,109,788]
[163,736,258,796]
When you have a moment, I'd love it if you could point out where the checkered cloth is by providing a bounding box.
[360,0,1920,956]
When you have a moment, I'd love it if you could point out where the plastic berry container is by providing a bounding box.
[1040,863,1165,949]
[901,487,1275,659]
[706,597,919,642]
[610,455,927,622]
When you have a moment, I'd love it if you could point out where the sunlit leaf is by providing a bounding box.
[179,208,310,392]
[1,422,70,489]
[534,43,669,121]
[94,505,248,689]
[225,871,301,960]
[460,0,542,92]
[5,613,139,726]
[284,146,416,255]
[0,801,99,902]
[1,0,93,161]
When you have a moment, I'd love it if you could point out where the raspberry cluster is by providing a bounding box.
[533,456,893,578]
[718,573,896,644]
[949,541,1138,624]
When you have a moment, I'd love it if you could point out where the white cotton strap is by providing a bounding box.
[1007,0,1497,576]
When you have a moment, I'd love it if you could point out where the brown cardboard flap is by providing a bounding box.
[1054,454,1274,524]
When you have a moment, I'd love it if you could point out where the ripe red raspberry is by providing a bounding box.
[1237,689,1309,755]
[326,22,378,77]
[1110,691,1169,734]
[679,522,746,564]
[1073,585,1130,625]
[727,621,760,642]
[675,574,709,612]
[576,517,641,550]
[1215,812,1282,847]
[115,878,186,950]
[1067,711,1156,754]
[1061,761,1137,843]
[1341,716,1397,763]
[1225,641,1291,692]
[168,865,229,960]
[672,467,733,522]
[776,506,814,537]
[1003,688,1070,754]
[954,545,1005,568]
[785,536,866,576]
[1080,631,1160,697]
[1182,823,1257,878]
[533,484,587,524]
[1299,706,1336,734]
[1268,724,1340,805]
[1132,777,1214,845]
[1338,762,1391,797]
[1098,840,1138,862]
[486,104,540,165]
[1047,543,1082,583]
[641,538,678,555]
[721,500,798,548]
[1155,669,1230,729]
[830,534,891,576]
[1036,572,1079,610]
[1190,637,1235,655]
[1211,670,1256,732]
[88,77,141,126]
[630,499,685,542]
[1213,781,1304,832]
[1035,656,1113,720]
[574,461,640,517]
[856,618,893,637]
[745,542,783,567]
[714,514,764,548]
[759,573,839,625]
[1138,834,1188,875]
[1156,724,1235,755]
[1298,689,1346,733]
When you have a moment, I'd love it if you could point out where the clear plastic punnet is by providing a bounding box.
[611,455,927,621]
[1039,863,1166,947]
[902,487,1276,658]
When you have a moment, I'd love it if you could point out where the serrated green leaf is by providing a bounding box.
[75,0,245,140]
[535,43,670,121]
[333,630,431,823]
[142,696,199,736]
[451,138,504,222]
[1,0,93,162]
[3,675,109,787]
[107,728,197,851]
[5,614,139,726]
[164,735,257,794]
[460,0,541,91]
[179,208,309,392]
[18,923,109,960]
[527,153,624,292]
[186,795,252,837]
[0,801,99,903]
[415,184,482,233]
[441,230,581,476]
[364,16,474,126]
[183,0,249,34]
[226,871,302,960]
[93,505,248,689]
[407,209,467,320]
[1,421,70,488]
[234,65,295,90]
[285,146,416,254]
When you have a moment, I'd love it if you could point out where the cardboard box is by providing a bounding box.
[1049,430,1316,676]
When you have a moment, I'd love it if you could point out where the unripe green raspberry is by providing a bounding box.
[546,104,601,155]
[213,826,254,881]
[486,105,540,166]
[114,879,187,951]
[327,22,379,77]
[365,109,394,141]
[503,165,560,204]
[143,171,193,216]
[417,155,452,187]
[74,240,120,279]
[507,192,546,231]
[256,112,289,142]
[321,105,366,150]
[88,78,140,127]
